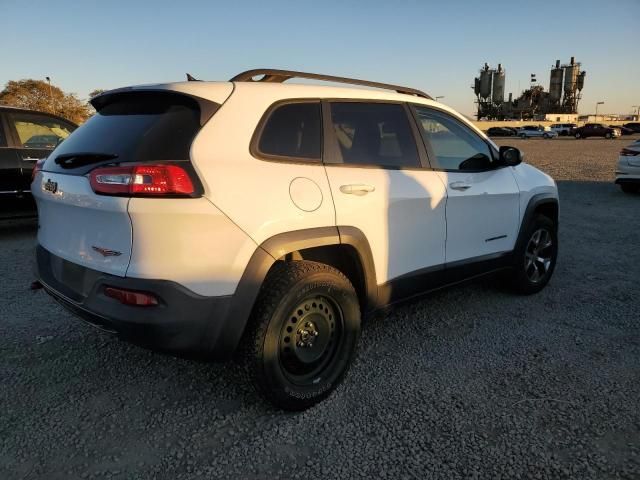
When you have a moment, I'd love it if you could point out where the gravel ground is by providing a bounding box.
[1,137,639,479]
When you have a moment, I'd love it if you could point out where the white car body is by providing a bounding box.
[32,71,559,360]
[615,140,640,192]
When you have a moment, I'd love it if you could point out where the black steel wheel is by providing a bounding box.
[243,260,360,410]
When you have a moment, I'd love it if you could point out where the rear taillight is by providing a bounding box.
[104,286,159,306]
[620,148,640,157]
[89,164,195,196]
[31,158,46,183]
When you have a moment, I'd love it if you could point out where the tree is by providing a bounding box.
[88,89,106,99]
[0,79,92,124]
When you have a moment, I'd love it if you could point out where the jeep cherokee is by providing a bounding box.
[33,69,559,410]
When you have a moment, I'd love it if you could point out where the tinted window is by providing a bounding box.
[44,92,205,174]
[0,116,6,147]
[258,102,321,159]
[413,106,493,171]
[328,102,419,168]
[9,113,75,149]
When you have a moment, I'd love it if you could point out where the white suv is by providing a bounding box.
[32,69,559,410]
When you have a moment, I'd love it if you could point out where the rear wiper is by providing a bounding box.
[54,152,119,169]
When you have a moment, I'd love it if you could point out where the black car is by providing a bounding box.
[623,122,640,133]
[486,126,516,137]
[0,106,77,212]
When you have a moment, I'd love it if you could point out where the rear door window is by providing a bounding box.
[44,92,209,174]
[327,102,420,168]
[255,102,322,160]
[8,113,75,149]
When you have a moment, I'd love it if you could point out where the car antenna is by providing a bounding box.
[186,73,200,81]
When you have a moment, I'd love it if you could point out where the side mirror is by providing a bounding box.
[499,146,522,166]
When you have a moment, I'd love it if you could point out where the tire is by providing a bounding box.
[520,133,527,139]
[508,215,558,295]
[242,260,361,410]
[543,133,550,139]
[620,183,639,194]
[605,132,612,139]
[575,132,581,139]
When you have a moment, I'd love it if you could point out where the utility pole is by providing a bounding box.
[45,76,55,114]
[595,101,604,122]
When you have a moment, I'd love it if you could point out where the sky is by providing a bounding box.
[1,0,638,117]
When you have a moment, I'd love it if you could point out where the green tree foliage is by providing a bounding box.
[0,79,92,124]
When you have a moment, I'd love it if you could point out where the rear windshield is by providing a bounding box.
[43,92,208,174]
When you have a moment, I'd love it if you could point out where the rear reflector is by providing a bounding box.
[89,164,195,196]
[104,286,159,306]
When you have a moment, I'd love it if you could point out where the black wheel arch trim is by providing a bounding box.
[215,226,377,358]
[515,193,559,252]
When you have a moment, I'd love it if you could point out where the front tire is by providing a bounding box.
[575,132,582,139]
[620,183,639,194]
[509,215,558,295]
[605,132,612,139]
[243,260,361,410]
[520,133,527,139]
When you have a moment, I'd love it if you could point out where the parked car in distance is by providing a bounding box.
[622,122,640,133]
[550,123,577,136]
[517,125,558,139]
[574,123,621,139]
[615,139,640,193]
[611,125,634,136]
[33,68,559,410]
[0,106,77,204]
[487,127,516,137]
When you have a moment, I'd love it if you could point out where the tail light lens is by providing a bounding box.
[104,286,159,306]
[89,164,195,196]
[620,148,640,157]
[31,158,46,183]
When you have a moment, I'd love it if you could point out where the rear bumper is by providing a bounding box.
[35,245,237,358]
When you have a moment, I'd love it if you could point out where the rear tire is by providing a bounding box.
[575,132,582,139]
[508,215,558,295]
[605,132,612,139]
[543,133,551,139]
[242,260,360,410]
[620,183,639,194]
[520,133,527,139]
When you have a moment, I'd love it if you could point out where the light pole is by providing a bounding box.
[633,105,640,121]
[45,76,55,114]
[595,101,604,122]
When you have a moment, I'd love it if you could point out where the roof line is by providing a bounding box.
[230,69,432,100]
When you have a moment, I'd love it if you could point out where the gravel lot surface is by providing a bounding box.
[1,137,639,479]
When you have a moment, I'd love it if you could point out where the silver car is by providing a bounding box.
[615,139,640,194]
[517,125,559,139]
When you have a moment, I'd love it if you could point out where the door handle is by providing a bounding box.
[21,156,44,162]
[449,181,472,191]
[339,184,375,196]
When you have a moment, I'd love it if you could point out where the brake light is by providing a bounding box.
[104,286,159,306]
[31,158,46,183]
[620,148,640,157]
[89,164,195,196]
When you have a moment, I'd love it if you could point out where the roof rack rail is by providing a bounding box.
[230,69,432,100]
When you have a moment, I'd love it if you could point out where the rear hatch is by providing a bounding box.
[33,87,226,277]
